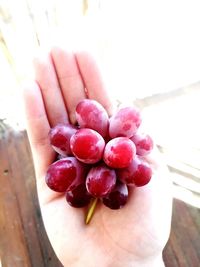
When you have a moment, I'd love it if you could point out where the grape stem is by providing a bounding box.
[85,198,98,224]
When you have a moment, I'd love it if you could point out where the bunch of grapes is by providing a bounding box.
[45,99,153,223]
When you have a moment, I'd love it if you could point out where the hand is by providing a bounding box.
[23,46,172,267]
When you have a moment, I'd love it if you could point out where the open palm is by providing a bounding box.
[23,47,172,267]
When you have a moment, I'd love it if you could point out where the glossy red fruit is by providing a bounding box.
[130,133,153,156]
[103,137,136,168]
[66,183,92,208]
[86,164,116,197]
[117,156,152,187]
[102,181,128,210]
[70,128,105,164]
[45,157,85,192]
[49,124,77,156]
[109,106,141,138]
[76,99,109,137]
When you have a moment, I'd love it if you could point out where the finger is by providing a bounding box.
[33,51,69,127]
[75,51,113,116]
[23,81,55,178]
[23,81,62,204]
[51,47,86,124]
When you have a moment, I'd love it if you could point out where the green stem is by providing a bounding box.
[85,198,98,224]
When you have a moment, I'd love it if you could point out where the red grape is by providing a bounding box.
[103,137,136,168]
[70,128,105,164]
[109,107,141,138]
[76,99,109,137]
[66,183,92,208]
[45,157,85,192]
[102,181,128,209]
[45,98,154,216]
[49,124,77,156]
[86,164,116,197]
[117,156,152,187]
[130,133,153,156]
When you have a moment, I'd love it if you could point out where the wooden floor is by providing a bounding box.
[0,126,200,267]
[0,128,62,267]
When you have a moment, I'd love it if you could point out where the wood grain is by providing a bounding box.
[163,200,200,267]
[0,128,62,267]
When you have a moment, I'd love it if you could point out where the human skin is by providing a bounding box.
[23,46,172,267]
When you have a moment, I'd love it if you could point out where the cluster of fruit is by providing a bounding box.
[45,99,153,222]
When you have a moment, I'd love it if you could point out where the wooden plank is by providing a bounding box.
[163,199,200,267]
[0,131,31,267]
[163,235,180,267]
[157,145,200,172]
[21,130,63,267]
[134,81,200,109]
[0,129,62,267]
[171,173,200,195]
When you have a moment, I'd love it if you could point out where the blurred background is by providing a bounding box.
[0,0,200,266]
